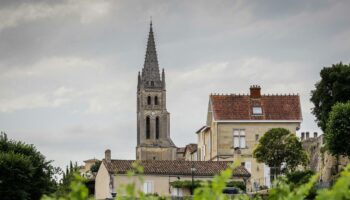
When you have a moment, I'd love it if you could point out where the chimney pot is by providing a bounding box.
[250,85,261,98]
[105,149,111,162]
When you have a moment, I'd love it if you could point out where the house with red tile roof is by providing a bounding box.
[95,150,250,199]
[196,85,302,190]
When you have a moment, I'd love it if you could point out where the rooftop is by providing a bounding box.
[210,86,302,121]
[103,160,250,177]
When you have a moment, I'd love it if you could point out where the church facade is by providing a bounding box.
[136,22,177,160]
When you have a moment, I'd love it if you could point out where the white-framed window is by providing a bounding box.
[171,187,183,196]
[233,129,246,148]
[143,181,153,194]
[264,164,271,188]
[252,106,263,115]
[245,161,252,173]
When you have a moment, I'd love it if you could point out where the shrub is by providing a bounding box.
[285,170,315,187]
[170,180,202,189]
[226,181,246,191]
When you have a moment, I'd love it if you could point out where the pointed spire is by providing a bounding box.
[141,20,161,87]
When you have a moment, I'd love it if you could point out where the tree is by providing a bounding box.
[325,101,350,158]
[55,161,80,197]
[253,128,308,177]
[90,160,101,173]
[310,62,350,131]
[0,133,58,200]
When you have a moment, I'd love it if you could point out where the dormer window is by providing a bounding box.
[252,106,262,115]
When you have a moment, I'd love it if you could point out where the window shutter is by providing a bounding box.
[240,136,246,148]
[234,137,239,148]
[245,161,252,173]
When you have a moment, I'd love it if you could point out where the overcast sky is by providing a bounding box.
[0,0,349,169]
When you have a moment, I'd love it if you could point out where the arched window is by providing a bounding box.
[155,117,160,139]
[146,116,150,139]
[154,96,159,105]
[147,96,151,105]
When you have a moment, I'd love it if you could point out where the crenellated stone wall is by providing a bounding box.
[302,135,349,183]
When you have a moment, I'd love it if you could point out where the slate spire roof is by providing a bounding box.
[141,21,162,88]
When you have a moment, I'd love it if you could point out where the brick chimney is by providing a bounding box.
[105,149,111,163]
[250,85,261,98]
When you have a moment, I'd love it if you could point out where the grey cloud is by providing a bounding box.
[0,0,349,169]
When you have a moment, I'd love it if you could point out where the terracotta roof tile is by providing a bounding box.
[210,94,302,121]
[104,160,250,177]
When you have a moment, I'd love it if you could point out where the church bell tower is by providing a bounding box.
[136,21,176,160]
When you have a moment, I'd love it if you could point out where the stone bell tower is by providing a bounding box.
[136,21,176,160]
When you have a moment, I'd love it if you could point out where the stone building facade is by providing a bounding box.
[302,134,349,186]
[136,22,177,160]
[196,86,303,190]
[95,150,250,199]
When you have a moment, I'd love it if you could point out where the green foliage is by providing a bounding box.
[310,62,350,131]
[170,180,245,191]
[90,160,101,173]
[285,170,314,187]
[65,175,91,200]
[285,170,317,199]
[42,174,93,200]
[316,164,350,200]
[325,101,350,158]
[0,132,58,200]
[226,181,246,191]
[0,151,34,200]
[193,162,246,200]
[55,161,81,198]
[269,175,318,200]
[253,128,308,174]
[170,180,201,189]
